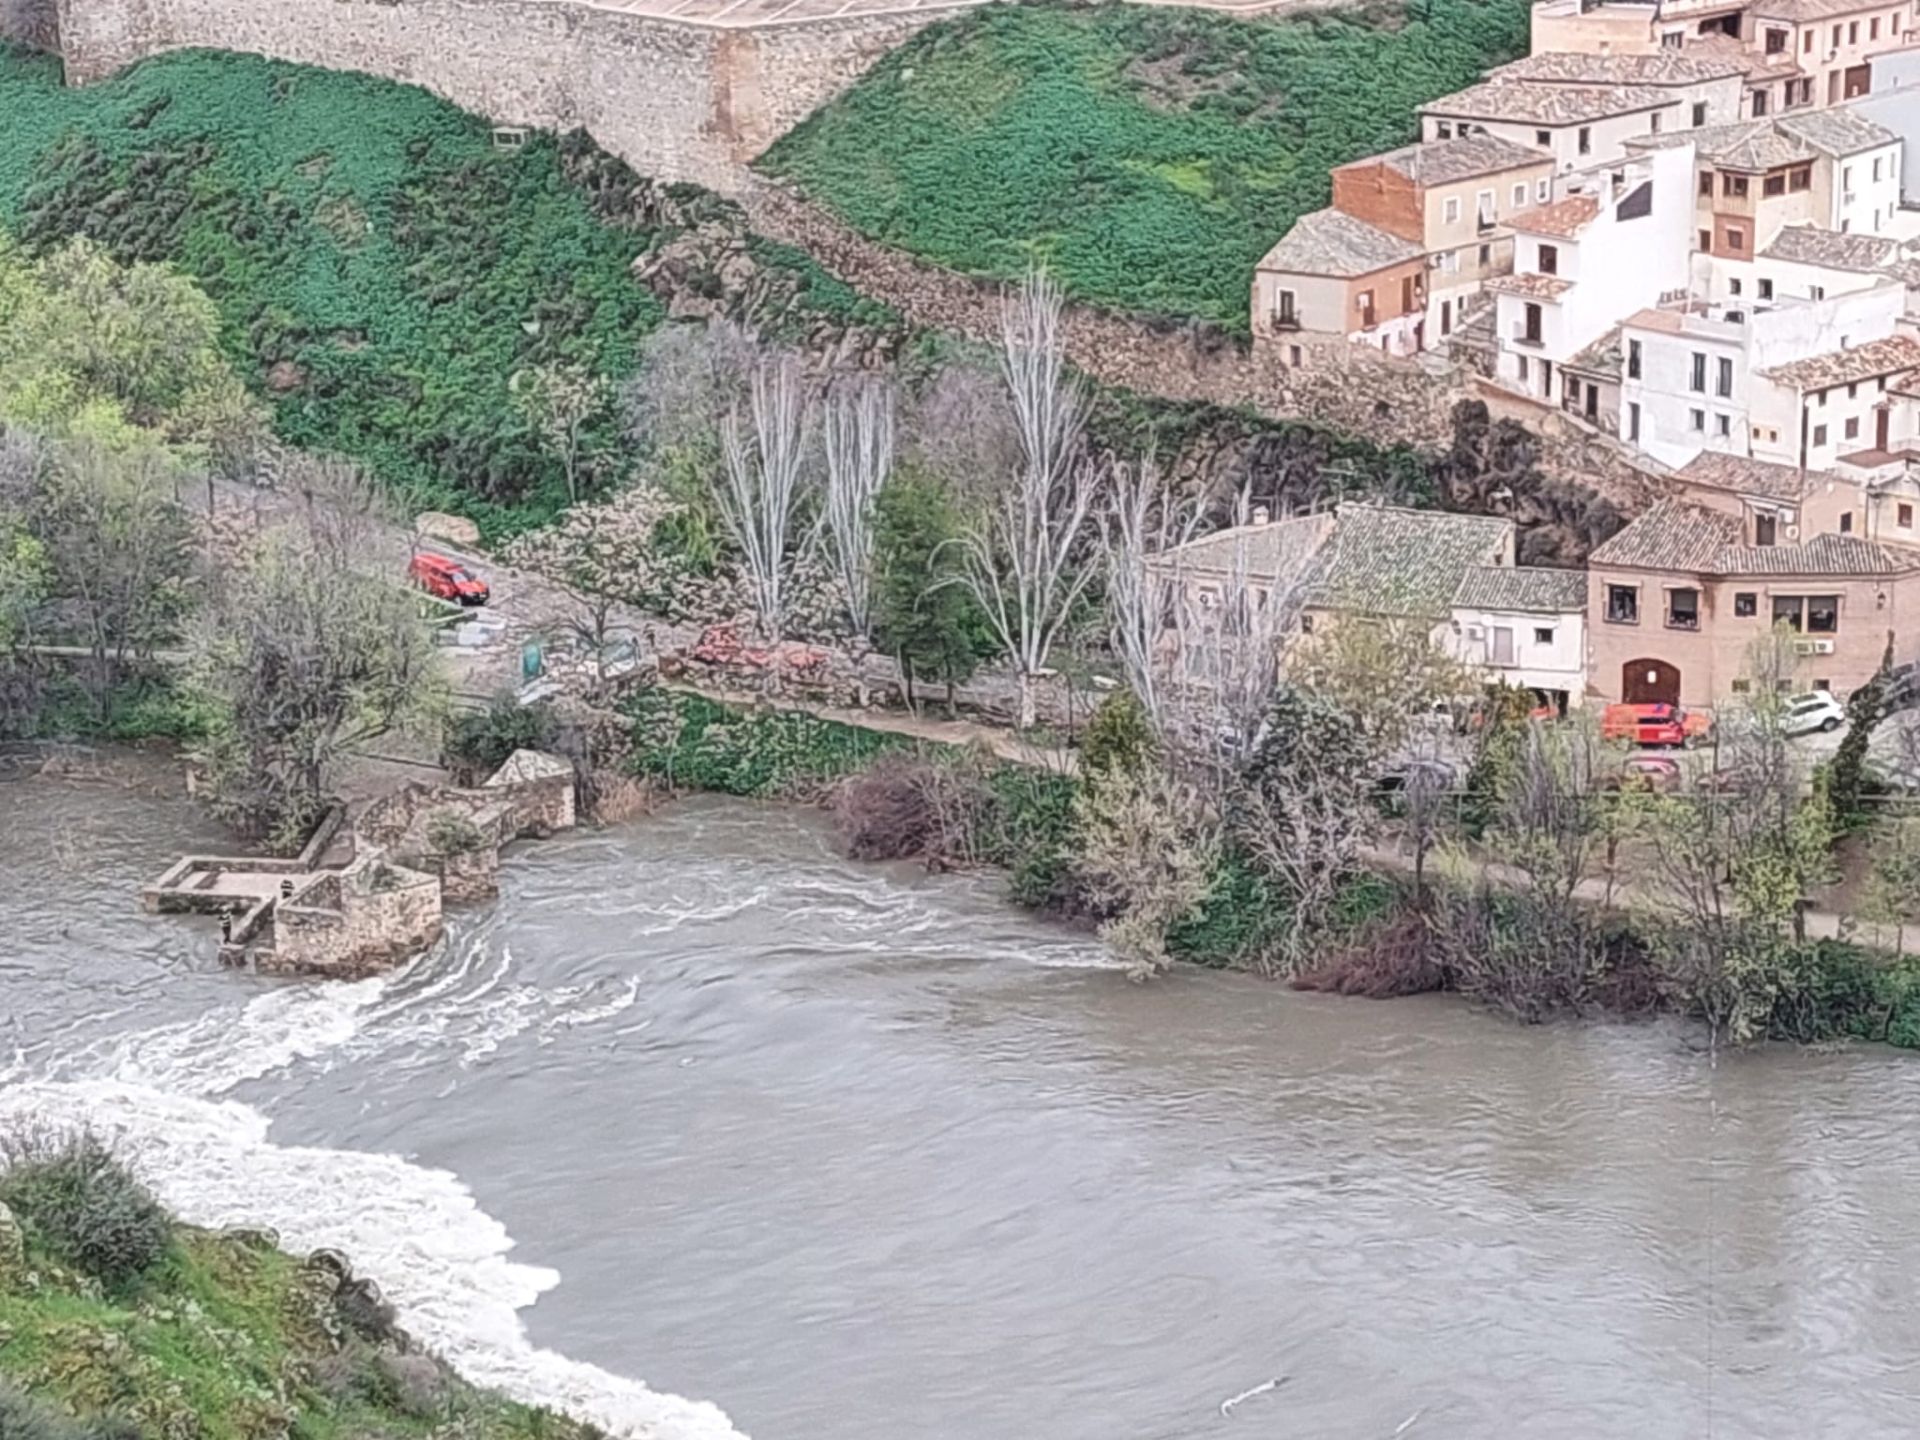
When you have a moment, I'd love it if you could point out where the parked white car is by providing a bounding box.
[1781,691,1846,737]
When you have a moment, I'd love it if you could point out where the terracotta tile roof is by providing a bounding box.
[1590,499,1742,572]
[1761,335,1920,391]
[1453,564,1588,613]
[1760,223,1900,273]
[1621,306,1686,335]
[1487,271,1575,299]
[1672,450,1807,503]
[1360,134,1552,187]
[1488,51,1746,85]
[1634,120,1816,170]
[1775,110,1902,159]
[1155,511,1334,581]
[1752,0,1893,21]
[1419,80,1676,127]
[1565,324,1624,378]
[1687,33,1805,82]
[1255,208,1425,279]
[1591,498,1920,576]
[1306,504,1514,620]
[1506,194,1600,238]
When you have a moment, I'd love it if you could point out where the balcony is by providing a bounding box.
[1476,212,1496,235]
[1271,310,1302,332]
[1510,323,1545,349]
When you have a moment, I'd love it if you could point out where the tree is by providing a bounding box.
[189,468,442,849]
[511,360,612,505]
[1291,617,1476,763]
[1864,816,1920,954]
[1233,686,1377,973]
[821,375,894,641]
[1825,635,1893,827]
[34,439,198,722]
[1098,455,1198,742]
[1073,762,1220,981]
[713,348,815,642]
[952,272,1099,730]
[871,468,991,713]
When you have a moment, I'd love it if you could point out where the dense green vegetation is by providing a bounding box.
[0,46,662,536]
[0,1130,600,1440]
[761,0,1533,327]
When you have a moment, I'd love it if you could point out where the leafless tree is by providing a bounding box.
[714,350,816,640]
[952,272,1100,730]
[821,375,894,641]
[623,318,759,461]
[1099,455,1200,740]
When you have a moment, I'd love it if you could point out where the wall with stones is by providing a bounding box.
[50,0,934,193]
[1,0,57,50]
[271,861,444,977]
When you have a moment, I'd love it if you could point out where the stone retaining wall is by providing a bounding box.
[46,0,934,193]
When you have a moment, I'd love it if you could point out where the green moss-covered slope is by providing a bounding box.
[759,0,1533,328]
[0,45,663,537]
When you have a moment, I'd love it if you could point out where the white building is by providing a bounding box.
[1419,80,1680,173]
[1618,279,1906,466]
[1492,145,1697,405]
[1448,565,1590,710]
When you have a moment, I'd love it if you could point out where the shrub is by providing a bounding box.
[443,693,556,786]
[0,1127,172,1290]
[1079,689,1156,781]
[424,808,485,855]
[0,1380,141,1440]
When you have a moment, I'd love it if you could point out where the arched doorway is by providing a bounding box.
[1623,659,1681,706]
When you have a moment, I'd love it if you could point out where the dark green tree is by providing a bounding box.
[870,469,991,713]
[1826,635,1894,830]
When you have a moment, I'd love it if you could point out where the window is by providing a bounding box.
[1765,25,1788,51]
[1790,166,1812,192]
[1881,377,1890,392]
[1872,16,1880,37]
[1444,196,1461,223]
[1845,165,1854,189]
[1538,243,1558,275]
[1808,596,1839,633]
[1753,89,1770,117]
[1814,423,1829,446]
[1733,678,1752,694]
[1717,414,1732,437]
[1759,278,1774,299]
[1874,157,1884,182]
[1818,389,1828,407]
[1536,178,1550,202]
[1607,585,1639,624]
[1476,189,1494,224]
[1699,170,1715,196]
[1849,19,1858,42]
[1534,626,1554,645]
[1725,175,1749,201]
[1717,356,1734,398]
[1774,594,1805,631]
[1764,172,1787,197]
[1690,352,1708,392]
[1436,122,1453,139]
[1804,29,1814,52]
[1841,511,1855,532]
[1692,101,1707,126]
[1727,226,1745,253]
[1627,338,1642,380]
[1288,344,1303,367]
[1846,416,1861,440]
[1691,408,1707,431]
[1730,278,1744,296]
[1491,626,1516,666]
[1535,128,1551,147]
[1832,23,1842,45]
[1651,112,1663,134]
[1901,503,1914,528]
[1811,284,1826,300]
[1667,588,1700,629]
[1275,287,1298,324]
[1628,401,1642,441]
[1478,244,1491,265]
[1735,592,1758,617]
[1756,512,1778,546]
[1578,126,1592,155]
[1357,289,1375,324]
[1512,182,1527,207]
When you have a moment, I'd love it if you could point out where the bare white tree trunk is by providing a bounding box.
[821,376,894,641]
[954,271,1099,730]
[715,352,815,641]
[1100,455,1200,739]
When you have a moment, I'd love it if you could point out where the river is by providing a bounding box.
[5,754,1920,1439]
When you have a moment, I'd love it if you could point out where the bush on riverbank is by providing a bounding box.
[759,0,1532,328]
[0,1126,604,1440]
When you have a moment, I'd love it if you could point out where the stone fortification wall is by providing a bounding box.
[0,0,56,50]
[48,0,934,192]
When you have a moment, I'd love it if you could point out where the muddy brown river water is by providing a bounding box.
[4,755,1920,1439]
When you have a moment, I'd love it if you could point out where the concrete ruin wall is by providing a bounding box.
[271,862,444,977]
[46,0,936,193]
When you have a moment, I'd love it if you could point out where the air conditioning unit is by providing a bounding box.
[1784,523,1801,540]
[1793,638,1836,655]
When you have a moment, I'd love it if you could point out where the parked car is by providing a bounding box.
[1780,691,1846,737]
[1601,702,1697,748]
[1603,754,1684,794]
[1695,763,1760,795]
[408,551,490,606]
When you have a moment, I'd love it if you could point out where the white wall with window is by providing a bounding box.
[1447,602,1588,706]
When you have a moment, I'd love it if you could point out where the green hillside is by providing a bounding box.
[759,0,1533,328]
[0,46,663,536]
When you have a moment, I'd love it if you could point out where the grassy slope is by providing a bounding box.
[760,0,1533,328]
[0,1223,593,1440]
[0,46,663,537]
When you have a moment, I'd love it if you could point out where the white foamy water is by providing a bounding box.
[3,949,742,1440]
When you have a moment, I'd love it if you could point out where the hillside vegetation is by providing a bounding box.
[759,0,1533,327]
[0,45,662,536]
[0,1129,602,1440]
